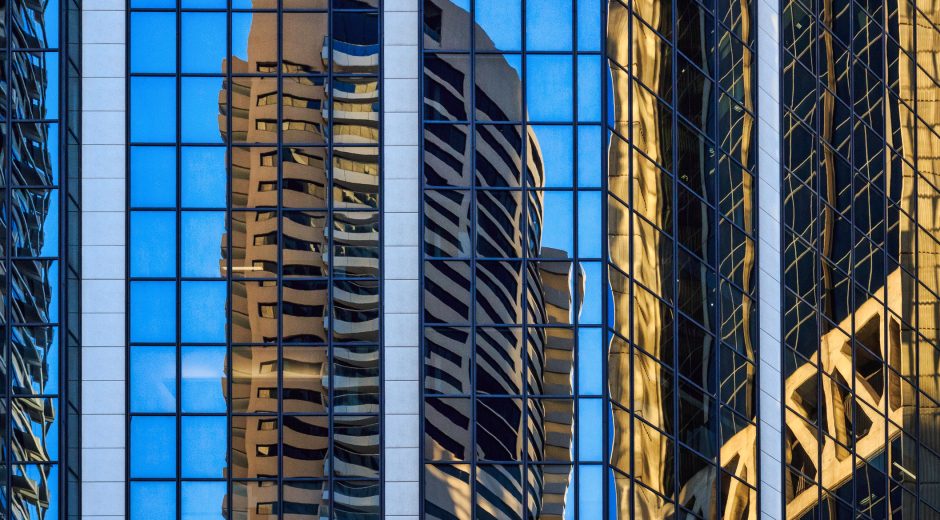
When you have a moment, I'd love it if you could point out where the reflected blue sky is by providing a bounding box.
[181,346,226,412]
[182,416,226,478]
[130,12,176,73]
[182,12,226,73]
[527,55,572,121]
[577,328,602,394]
[131,147,176,207]
[475,0,520,51]
[181,211,225,277]
[577,126,601,187]
[181,281,227,343]
[182,77,225,143]
[131,482,176,519]
[579,466,603,519]
[232,12,255,61]
[131,346,176,412]
[182,482,226,520]
[533,126,572,187]
[131,77,176,142]
[131,211,176,277]
[526,0,573,50]
[131,416,177,477]
[578,398,602,460]
[182,147,227,208]
[131,281,176,342]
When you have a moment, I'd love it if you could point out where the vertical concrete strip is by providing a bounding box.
[383,1,421,519]
[756,0,784,516]
[81,1,127,518]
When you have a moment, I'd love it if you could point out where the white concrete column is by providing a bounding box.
[756,0,784,517]
[382,1,421,519]
[81,2,127,518]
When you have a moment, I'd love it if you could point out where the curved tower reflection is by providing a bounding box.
[422,0,577,518]
[2,2,63,519]
[219,2,380,518]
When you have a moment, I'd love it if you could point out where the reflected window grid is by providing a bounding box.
[0,1,78,519]
[128,1,381,519]
[421,0,757,518]
[782,0,940,517]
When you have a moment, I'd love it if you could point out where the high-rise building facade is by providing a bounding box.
[10,0,940,518]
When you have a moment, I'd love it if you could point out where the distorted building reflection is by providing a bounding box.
[606,0,758,517]
[3,2,64,519]
[423,1,577,518]
[782,0,940,517]
[218,2,380,518]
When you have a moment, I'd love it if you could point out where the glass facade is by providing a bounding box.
[782,0,940,517]
[0,1,81,519]
[126,1,381,518]
[421,0,756,518]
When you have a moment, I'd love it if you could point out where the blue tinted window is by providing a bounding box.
[181,347,227,412]
[526,55,572,121]
[131,12,176,73]
[182,13,226,73]
[578,262,602,324]
[577,0,601,51]
[577,126,601,187]
[131,77,177,142]
[181,211,225,277]
[130,282,176,343]
[526,0,572,50]
[540,191,573,253]
[181,482,227,520]
[578,466,603,519]
[131,416,177,478]
[131,211,177,277]
[577,55,602,121]
[130,346,177,412]
[131,147,176,207]
[475,0,521,51]
[131,482,176,520]
[181,416,226,478]
[578,191,602,257]
[181,281,227,343]
[531,125,573,187]
[181,77,225,144]
[578,398,602,460]
[181,147,226,208]
[577,328,602,394]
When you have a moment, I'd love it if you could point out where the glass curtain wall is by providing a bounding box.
[127,1,381,518]
[420,0,756,517]
[0,1,80,519]
[782,0,940,517]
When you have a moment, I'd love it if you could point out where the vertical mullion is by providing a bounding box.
[226,1,235,519]
[520,0,529,517]
[468,0,478,514]
[4,2,11,518]
[276,1,285,516]
[175,2,184,518]
[326,3,336,516]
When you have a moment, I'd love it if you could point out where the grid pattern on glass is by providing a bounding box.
[606,0,758,516]
[127,1,381,518]
[0,1,79,519]
[419,0,756,517]
[782,0,940,517]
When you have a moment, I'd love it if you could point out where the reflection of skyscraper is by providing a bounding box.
[218,3,380,518]
[422,1,576,518]
[2,2,67,519]
[606,0,758,516]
